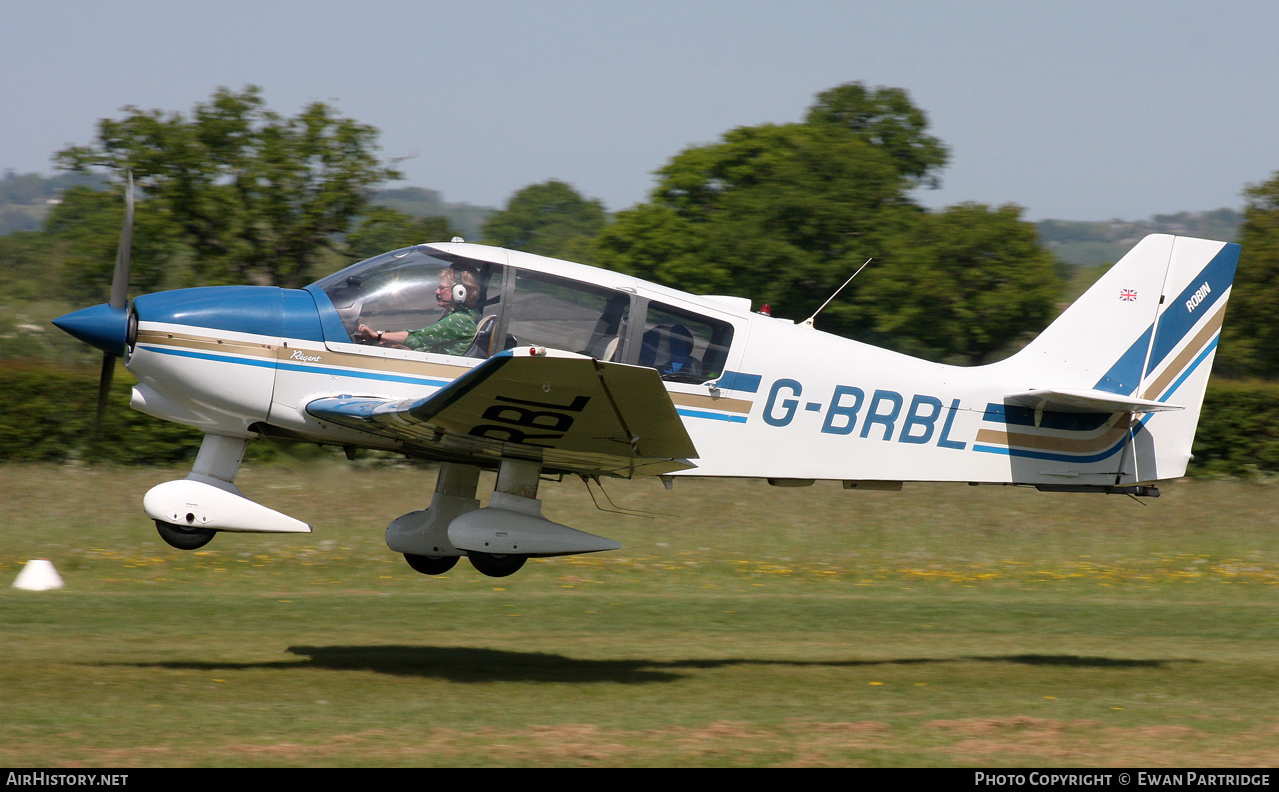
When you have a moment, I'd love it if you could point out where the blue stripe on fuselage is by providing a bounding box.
[675,407,748,423]
[716,371,762,393]
[973,437,1129,463]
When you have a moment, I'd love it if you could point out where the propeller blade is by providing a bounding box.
[91,170,132,459]
[91,352,116,457]
[108,171,133,311]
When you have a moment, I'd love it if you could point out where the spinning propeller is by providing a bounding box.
[51,171,137,451]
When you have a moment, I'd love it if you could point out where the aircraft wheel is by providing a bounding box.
[154,520,216,550]
[404,554,459,575]
[468,552,526,578]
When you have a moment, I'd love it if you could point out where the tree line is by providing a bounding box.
[5,83,1279,373]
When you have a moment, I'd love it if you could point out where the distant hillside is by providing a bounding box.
[1037,209,1243,267]
[369,186,493,240]
[0,170,108,234]
[0,173,494,240]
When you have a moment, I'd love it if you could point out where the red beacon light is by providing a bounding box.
[758,304,771,316]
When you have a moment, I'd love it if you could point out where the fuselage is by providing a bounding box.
[110,239,1233,488]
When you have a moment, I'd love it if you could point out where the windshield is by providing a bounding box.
[310,246,500,348]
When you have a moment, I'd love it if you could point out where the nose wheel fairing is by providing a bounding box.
[143,476,312,534]
[142,434,311,545]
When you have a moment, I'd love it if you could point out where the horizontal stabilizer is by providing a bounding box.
[1003,388,1183,414]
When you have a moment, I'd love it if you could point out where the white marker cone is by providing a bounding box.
[12,559,64,591]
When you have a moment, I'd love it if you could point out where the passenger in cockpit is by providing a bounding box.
[641,323,701,381]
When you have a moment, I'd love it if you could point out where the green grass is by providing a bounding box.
[2,463,1279,766]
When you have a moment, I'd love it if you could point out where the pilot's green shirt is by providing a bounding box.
[403,307,479,356]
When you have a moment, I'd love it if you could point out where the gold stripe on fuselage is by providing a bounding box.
[667,391,753,415]
[135,328,278,358]
[277,344,471,381]
[975,414,1132,455]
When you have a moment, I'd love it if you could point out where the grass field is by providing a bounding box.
[2,461,1278,767]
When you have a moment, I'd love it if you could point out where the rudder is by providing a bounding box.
[1006,234,1239,481]
[1130,236,1239,479]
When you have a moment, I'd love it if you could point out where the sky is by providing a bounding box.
[3,0,1277,221]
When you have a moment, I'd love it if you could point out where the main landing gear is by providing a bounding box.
[387,458,619,578]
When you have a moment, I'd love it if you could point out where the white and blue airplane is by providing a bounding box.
[53,193,1240,578]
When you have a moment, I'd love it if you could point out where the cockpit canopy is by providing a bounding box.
[309,245,736,383]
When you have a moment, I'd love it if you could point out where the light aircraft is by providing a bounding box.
[52,181,1241,578]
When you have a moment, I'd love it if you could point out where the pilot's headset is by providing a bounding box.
[448,266,478,305]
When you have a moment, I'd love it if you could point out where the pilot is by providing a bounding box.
[354,266,481,356]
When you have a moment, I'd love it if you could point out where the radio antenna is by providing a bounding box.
[802,258,872,328]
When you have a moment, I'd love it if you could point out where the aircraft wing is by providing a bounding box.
[1003,388,1183,414]
[306,349,698,478]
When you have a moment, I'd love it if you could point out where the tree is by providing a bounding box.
[482,180,607,262]
[1218,171,1279,377]
[55,86,401,288]
[805,83,949,189]
[595,82,1058,362]
[43,185,177,302]
[594,204,726,293]
[596,86,931,339]
[852,203,1060,364]
[0,231,56,302]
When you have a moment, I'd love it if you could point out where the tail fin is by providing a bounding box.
[1003,234,1240,481]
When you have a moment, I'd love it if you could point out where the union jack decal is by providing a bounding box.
[1120,289,1137,301]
